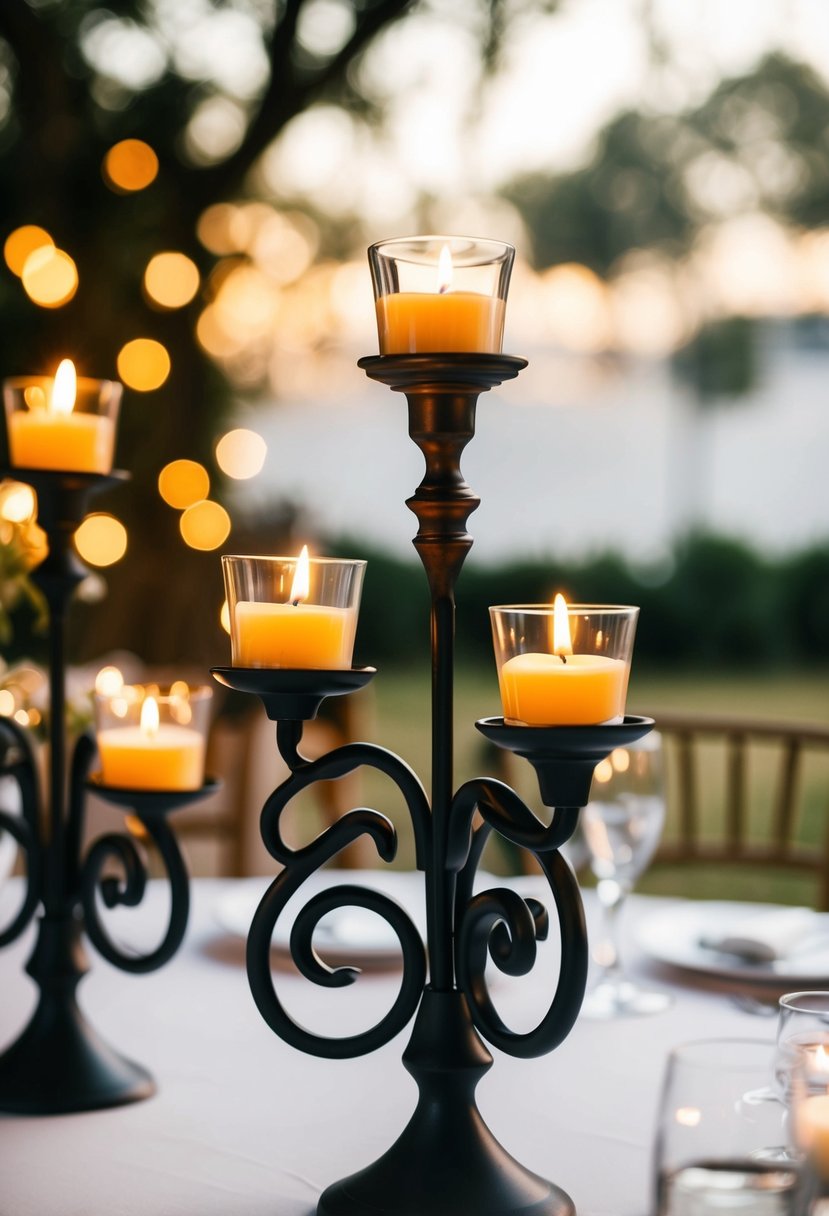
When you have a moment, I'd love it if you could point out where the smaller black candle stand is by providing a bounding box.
[0,467,216,1115]
[214,353,655,1216]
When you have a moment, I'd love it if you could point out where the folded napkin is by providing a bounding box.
[698,906,820,963]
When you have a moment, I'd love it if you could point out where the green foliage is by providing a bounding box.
[324,530,828,670]
[779,542,829,661]
[672,317,757,402]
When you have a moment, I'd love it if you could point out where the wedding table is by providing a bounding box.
[0,878,791,1216]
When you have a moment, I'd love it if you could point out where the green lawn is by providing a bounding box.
[343,663,829,905]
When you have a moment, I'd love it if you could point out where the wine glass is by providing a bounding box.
[579,731,670,1018]
[654,1038,801,1216]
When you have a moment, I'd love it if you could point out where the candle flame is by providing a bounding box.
[289,545,310,605]
[51,359,77,416]
[437,244,453,294]
[140,694,160,738]
[553,593,573,657]
[816,1045,829,1073]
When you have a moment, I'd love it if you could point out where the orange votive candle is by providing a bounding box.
[500,652,627,727]
[234,601,356,669]
[376,291,505,354]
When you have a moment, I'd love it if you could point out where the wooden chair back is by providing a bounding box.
[650,710,829,909]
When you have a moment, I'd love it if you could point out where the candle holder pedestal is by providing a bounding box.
[215,354,654,1216]
[0,468,214,1114]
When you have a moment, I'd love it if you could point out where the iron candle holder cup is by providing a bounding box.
[3,363,121,475]
[490,603,639,727]
[368,235,514,354]
[222,552,365,671]
[94,683,212,791]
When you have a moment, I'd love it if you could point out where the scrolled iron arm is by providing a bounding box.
[248,866,426,1059]
[451,777,588,1059]
[448,776,579,869]
[271,720,432,869]
[0,716,42,945]
[246,721,431,1060]
[79,810,190,974]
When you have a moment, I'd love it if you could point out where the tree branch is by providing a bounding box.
[180,0,414,214]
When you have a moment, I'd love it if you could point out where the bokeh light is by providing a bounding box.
[95,665,124,696]
[158,459,210,509]
[0,481,36,524]
[197,203,244,255]
[144,252,200,309]
[103,140,159,192]
[215,428,267,479]
[21,247,78,308]
[4,226,53,277]
[74,514,128,567]
[179,500,231,550]
[117,338,171,391]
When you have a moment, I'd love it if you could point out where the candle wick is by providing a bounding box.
[558,653,567,665]
[291,599,299,608]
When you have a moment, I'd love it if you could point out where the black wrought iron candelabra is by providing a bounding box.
[0,467,215,1115]
[214,353,654,1216]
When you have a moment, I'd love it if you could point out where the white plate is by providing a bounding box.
[214,869,505,970]
[637,900,829,986]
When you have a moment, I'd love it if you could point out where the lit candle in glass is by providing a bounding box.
[369,236,513,354]
[3,360,121,474]
[490,597,638,726]
[222,549,365,669]
[95,681,211,791]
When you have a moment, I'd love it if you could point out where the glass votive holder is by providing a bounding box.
[3,360,121,474]
[489,600,639,726]
[222,551,366,670]
[368,235,514,354]
[788,1032,829,1204]
[94,683,212,791]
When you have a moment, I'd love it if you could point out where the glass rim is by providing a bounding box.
[221,554,367,568]
[3,374,122,395]
[94,683,212,704]
[779,992,829,1013]
[368,234,515,264]
[489,603,640,615]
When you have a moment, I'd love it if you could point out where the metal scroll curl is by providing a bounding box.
[0,717,42,946]
[79,811,190,973]
[452,778,588,1059]
[247,728,431,1060]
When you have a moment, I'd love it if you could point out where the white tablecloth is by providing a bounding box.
[0,879,778,1216]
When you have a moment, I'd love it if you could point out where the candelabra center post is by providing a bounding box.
[358,355,527,994]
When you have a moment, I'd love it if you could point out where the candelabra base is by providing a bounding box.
[318,1138,572,1216]
[317,988,574,1216]
[0,911,154,1115]
[0,996,153,1115]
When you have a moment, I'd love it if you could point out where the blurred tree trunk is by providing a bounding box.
[0,0,414,667]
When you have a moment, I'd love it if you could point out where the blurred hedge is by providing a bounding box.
[329,533,829,670]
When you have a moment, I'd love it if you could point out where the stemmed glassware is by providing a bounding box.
[579,731,670,1018]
